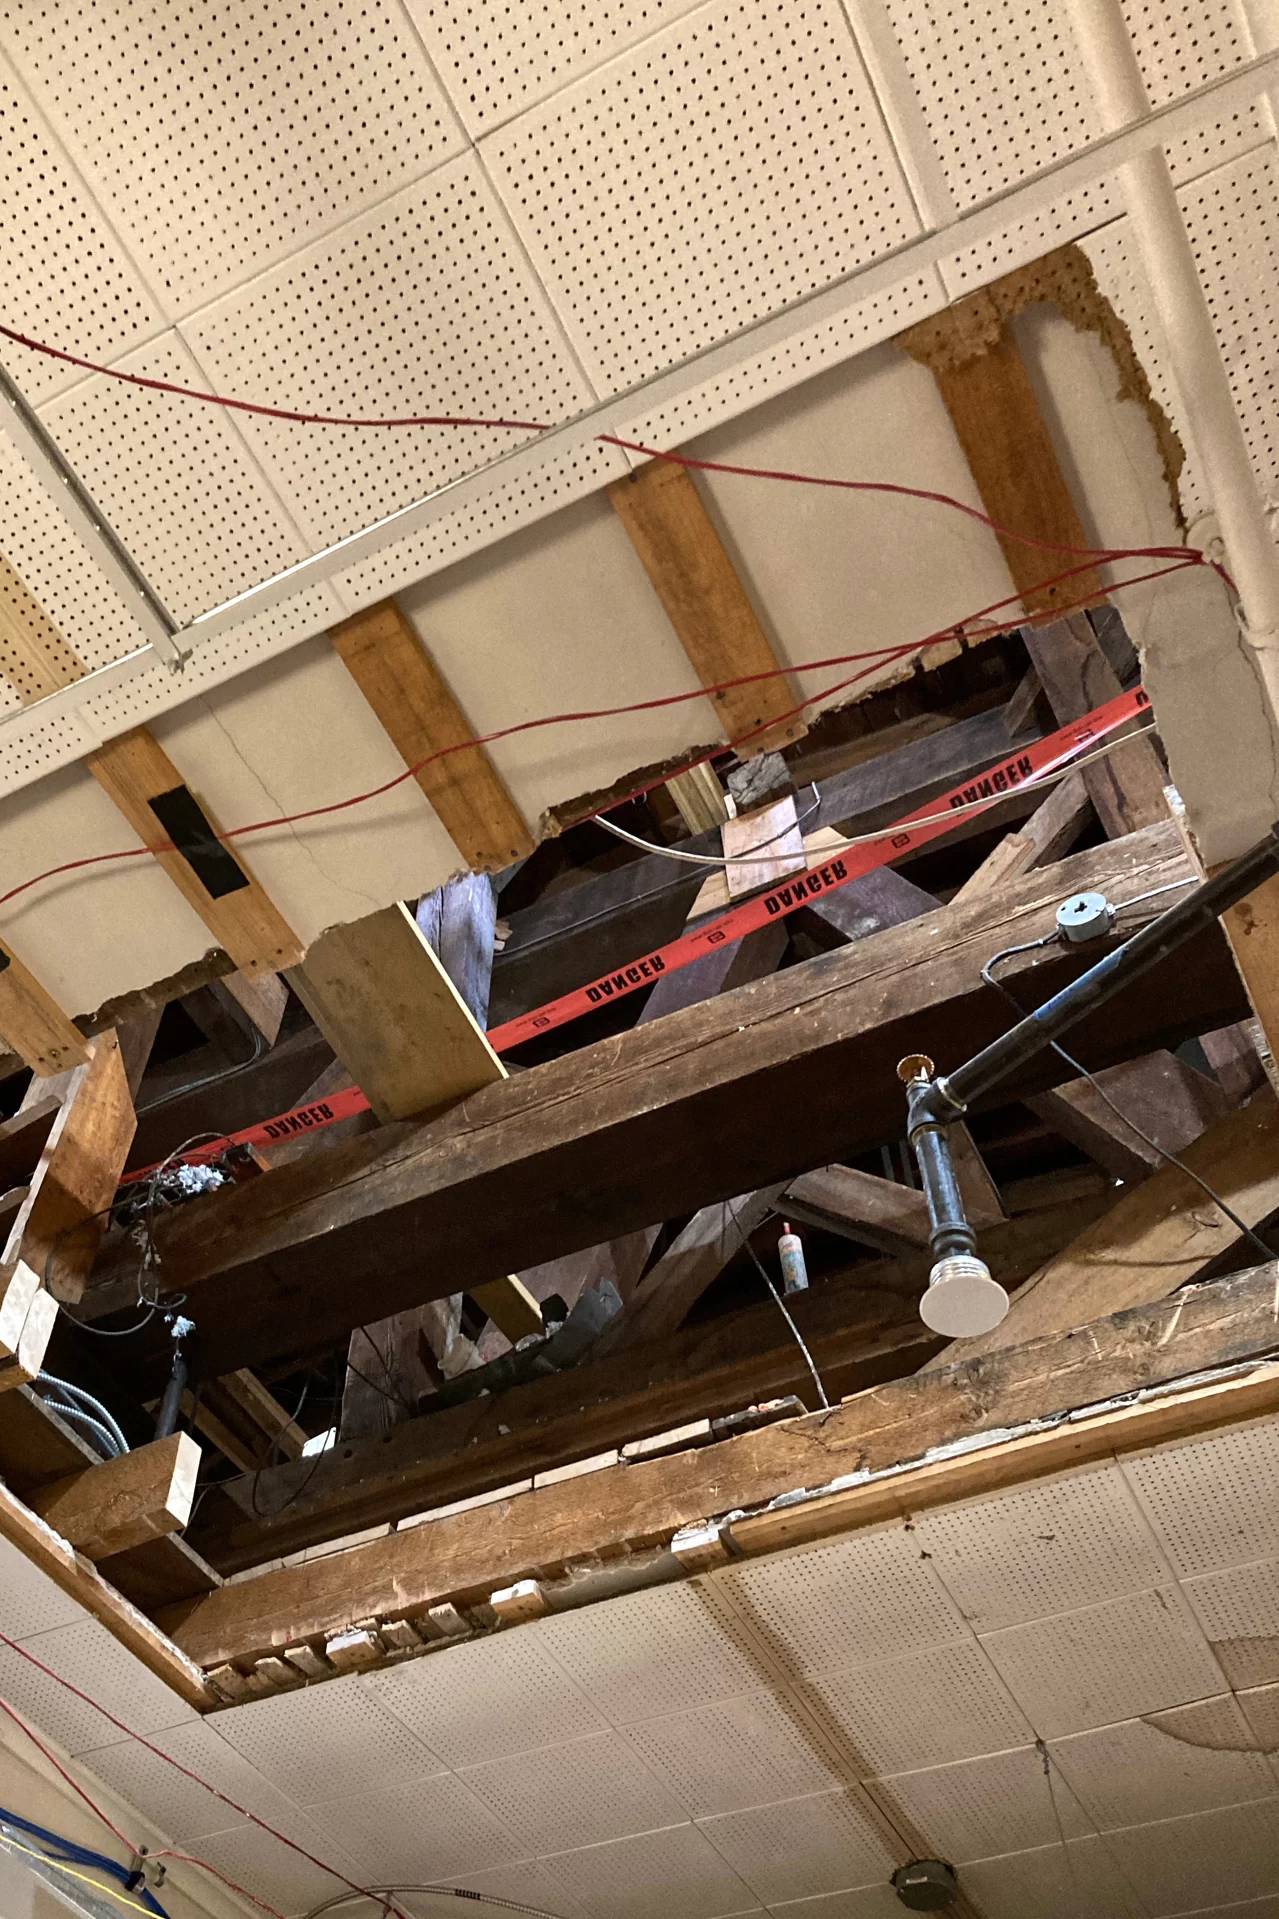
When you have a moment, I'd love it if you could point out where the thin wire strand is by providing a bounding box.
[1037,1740,1087,1917]
[727,1202,830,1409]
[0,1831,158,1918]
[982,945,1274,1260]
[592,792,820,865]
[303,1888,566,1919]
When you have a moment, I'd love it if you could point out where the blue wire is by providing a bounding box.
[0,1804,170,1917]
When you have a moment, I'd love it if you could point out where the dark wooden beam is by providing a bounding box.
[164,1258,1279,1672]
[81,822,1246,1386]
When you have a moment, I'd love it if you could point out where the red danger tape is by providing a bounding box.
[124,685,1148,1183]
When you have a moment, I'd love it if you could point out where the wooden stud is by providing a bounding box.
[29,1431,201,1560]
[85,727,302,976]
[15,1032,136,1304]
[0,945,91,1080]
[950,770,1092,904]
[782,1165,933,1256]
[329,599,533,871]
[609,459,804,755]
[666,765,730,834]
[1021,613,1167,834]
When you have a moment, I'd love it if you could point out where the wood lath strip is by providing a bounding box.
[329,598,533,871]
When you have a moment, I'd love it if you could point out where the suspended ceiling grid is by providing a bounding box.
[0,1,1276,1007]
[5,1414,1279,1917]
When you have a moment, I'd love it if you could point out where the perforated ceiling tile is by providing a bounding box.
[978,1586,1226,1740]
[1239,1683,1279,1769]
[715,1526,967,1676]
[1181,1556,1279,1690]
[0,435,151,673]
[697,1788,898,1904]
[867,1744,1088,1866]
[39,331,310,623]
[767,1890,904,1919]
[308,1770,526,1883]
[912,1464,1172,1632]
[0,47,164,404]
[535,1584,763,1725]
[19,1619,196,1743]
[801,1639,1032,1777]
[0,1642,136,1763]
[958,1833,1144,1919]
[0,0,465,317]
[1121,1416,1279,1576]
[1048,1700,1275,1833]
[210,1672,443,1804]
[80,1733,250,1847]
[482,0,920,394]
[1119,0,1268,182]
[189,1820,369,1919]
[0,1533,85,1639]
[408,0,706,133]
[366,1628,606,1768]
[1180,146,1279,496]
[547,1822,759,1919]
[940,183,1118,297]
[1100,1796,1279,1915]
[184,152,590,550]
[460,1728,684,1852]
[622,1688,842,1819]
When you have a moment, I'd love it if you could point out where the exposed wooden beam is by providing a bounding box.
[1021,612,1167,834]
[329,598,533,871]
[923,1088,1279,1368]
[601,1183,790,1349]
[950,768,1092,904]
[1028,1048,1230,1185]
[783,1163,932,1255]
[0,948,91,1079]
[85,727,302,976]
[19,1032,135,1302]
[666,764,730,834]
[164,1259,1279,1673]
[81,823,1246,1384]
[184,1167,1110,1570]
[608,459,804,755]
[29,1431,200,1560]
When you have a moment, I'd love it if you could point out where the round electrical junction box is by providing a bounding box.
[920,1256,1009,1337]
[892,1859,959,1909]
[1056,890,1115,943]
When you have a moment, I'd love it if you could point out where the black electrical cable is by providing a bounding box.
[134,1025,266,1116]
[983,940,1274,1262]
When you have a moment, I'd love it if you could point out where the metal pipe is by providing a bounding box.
[1069,0,1279,665]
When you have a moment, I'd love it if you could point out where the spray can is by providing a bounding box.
[778,1221,809,1295]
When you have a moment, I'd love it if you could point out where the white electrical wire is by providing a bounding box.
[591,721,1158,868]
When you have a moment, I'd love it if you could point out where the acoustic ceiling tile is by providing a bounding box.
[535,1583,763,1724]
[866,1744,1089,1865]
[210,1671,444,1803]
[622,1688,842,1819]
[0,47,165,405]
[957,1832,1145,1919]
[17,1619,196,1744]
[434,1858,590,1919]
[1181,1557,1279,1690]
[190,1819,370,1919]
[38,330,310,623]
[912,1465,1170,1632]
[481,0,919,393]
[0,1533,86,1639]
[1048,1700,1275,1832]
[716,1528,968,1677]
[0,1641,139,1758]
[459,1728,684,1853]
[697,1788,897,1903]
[308,1769,526,1882]
[366,1628,607,1768]
[407,0,707,134]
[0,0,466,316]
[1100,1797,1279,1915]
[801,1640,1033,1777]
[182,151,592,550]
[545,1821,761,1919]
[1237,1682,1279,1764]
[767,1890,904,1919]
[80,1731,250,1846]
[978,1587,1226,1739]
[1121,1414,1279,1578]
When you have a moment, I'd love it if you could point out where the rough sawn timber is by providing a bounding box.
[82,821,1245,1385]
[163,1258,1279,1673]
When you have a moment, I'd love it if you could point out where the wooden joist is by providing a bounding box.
[1028,1048,1230,1186]
[29,1431,201,1560]
[0,949,90,1079]
[608,458,804,755]
[82,822,1247,1385]
[163,1259,1279,1674]
[86,727,303,976]
[1021,612,1167,834]
[15,1031,135,1302]
[329,598,533,871]
[950,769,1091,904]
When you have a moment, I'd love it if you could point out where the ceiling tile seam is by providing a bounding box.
[0,10,474,334]
[833,0,959,228]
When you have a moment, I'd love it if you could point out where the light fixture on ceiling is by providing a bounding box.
[891,1858,959,1910]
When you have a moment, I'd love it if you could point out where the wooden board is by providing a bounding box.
[329,598,533,871]
[29,1432,200,1560]
[950,769,1092,903]
[609,459,804,755]
[1028,1048,1230,1185]
[164,1258,1279,1670]
[86,727,303,976]
[13,1031,135,1300]
[0,946,91,1079]
[782,1162,933,1254]
[81,821,1247,1384]
[1021,613,1167,835]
